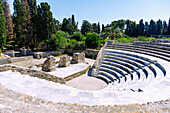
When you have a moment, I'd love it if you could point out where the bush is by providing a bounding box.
[49,31,68,50]
[85,32,100,49]
[71,32,83,41]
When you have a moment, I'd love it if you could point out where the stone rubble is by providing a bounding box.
[42,56,56,72]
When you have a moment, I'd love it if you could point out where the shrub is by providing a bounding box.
[71,32,83,41]
[49,31,68,50]
[85,32,100,49]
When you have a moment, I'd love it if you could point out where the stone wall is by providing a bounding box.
[65,49,99,57]
[0,65,65,84]
[33,50,64,58]
[0,57,12,65]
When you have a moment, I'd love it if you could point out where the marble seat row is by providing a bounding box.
[94,40,167,85]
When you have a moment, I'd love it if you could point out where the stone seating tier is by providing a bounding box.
[105,50,166,77]
[107,43,170,54]
[99,67,121,82]
[105,52,157,77]
[100,64,127,81]
[103,58,141,79]
[104,55,149,78]
[106,45,170,62]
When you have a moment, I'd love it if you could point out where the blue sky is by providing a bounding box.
[8,0,170,28]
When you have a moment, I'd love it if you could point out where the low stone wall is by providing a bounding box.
[0,65,65,84]
[33,50,64,58]
[64,65,90,81]
[85,49,99,56]
[0,57,12,65]
[65,49,99,57]
[149,39,170,43]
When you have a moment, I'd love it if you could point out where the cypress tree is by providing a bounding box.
[162,21,168,35]
[0,0,6,49]
[156,19,162,35]
[2,0,13,41]
[167,18,170,35]
[138,19,144,36]
[97,22,100,34]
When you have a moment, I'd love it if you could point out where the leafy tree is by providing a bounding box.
[55,19,61,31]
[0,0,6,49]
[49,31,67,50]
[2,0,13,41]
[81,20,92,35]
[85,32,100,49]
[71,31,83,41]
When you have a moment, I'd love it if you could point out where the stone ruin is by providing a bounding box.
[59,56,70,67]
[72,52,85,64]
[42,56,56,72]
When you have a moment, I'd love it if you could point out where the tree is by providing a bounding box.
[167,18,170,35]
[138,19,144,36]
[36,2,56,48]
[71,14,77,31]
[144,22,149,36]
[97,22,100,34]
[92,23,98,33]
[156,19,162,35]
[71,31,83,41]
[85,32,100,49]
[61,18,74,34]
[148,19,156,36]
[13,0,28,47]
[0,0,6,49]
[162,21,168,35]
[26,0,38,49]
[81,20,92,35]
[2,0,13,41]
[101,24,104,32]
[49,31,67,50]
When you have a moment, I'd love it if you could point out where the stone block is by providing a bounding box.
[59,56,70,67]
[42,56,56,72]
[72,52,85,63]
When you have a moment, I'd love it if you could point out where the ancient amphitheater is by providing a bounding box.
[0,39,170,112]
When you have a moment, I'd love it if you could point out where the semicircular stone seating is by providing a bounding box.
[94,39,169,86]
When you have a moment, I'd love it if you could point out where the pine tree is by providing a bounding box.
[2,0,13,41]
[0,0,6,49]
